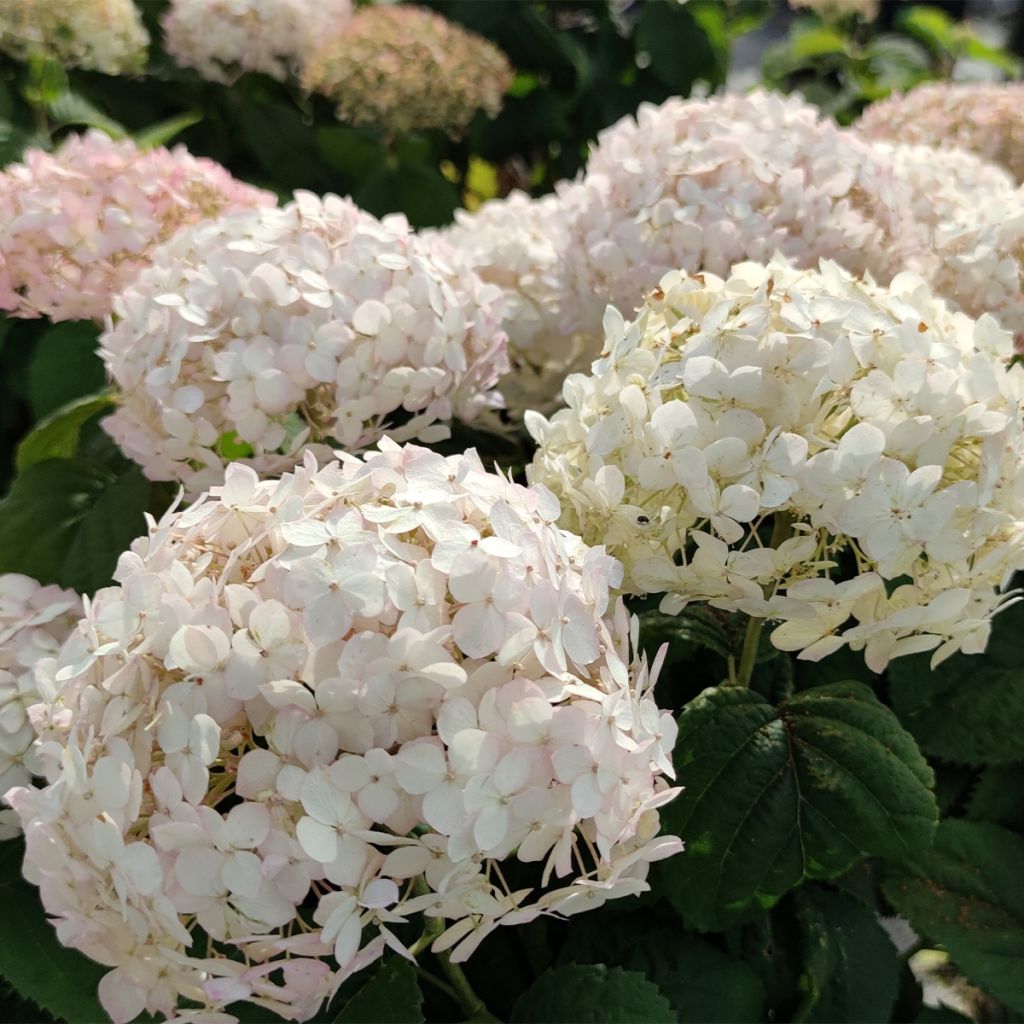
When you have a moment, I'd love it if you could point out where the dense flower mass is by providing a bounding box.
[162,0,353,84]
[433,190,595,415]
[859,83,1024,184]
[559,90,915,340]
[0,574,80,840]
[0,0,148,74]
[528,257,1024,671]
[0,131,275,323]
[301,6,513,137]
[101,193,509,496]
[6,443,680,1023]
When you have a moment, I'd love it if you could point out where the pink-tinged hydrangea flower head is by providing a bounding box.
[528,256,1024,672]
[0,574,80,839]
[6,443,680,1023]
[0,0,148,74]
[162,0,353,84]
[100,193,509,496]
[0,131,275,323]
[859,83,1024,184]
[560,90,917,339]
[431,189,596,415]
[302,5,513,138]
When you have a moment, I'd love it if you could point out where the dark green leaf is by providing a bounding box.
[512,965,674,1024]
[0,458,149,593]
[16,391,115,471]
[883,819,1024,1013]
[26,322,105,420]
[635,0,727,95]
[657,683,937,930]
[559,913,764,1023]
[132,110,202,150]
[333,959,423,1024]
[47,93,127,138]
[0,838,107,1023]
[966,763,1024,828]
[794,887,899,1023]
[638,609,732,663]
[354,163,460,229]
[889,601,1024,765]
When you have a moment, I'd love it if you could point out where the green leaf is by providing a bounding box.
[794,887,899,1023]
[635,0,728,94]
[656,682,937,930]
[333,959,423,1024]
[512,965,674,1024]
[16,391,115,471]
[0,838,107,1023]
[354,163,460,229]
[638,609,732,662]
[47,92,127,138]
[0,458,149,593]
[26,321,105,420]
[966,763,1024,829]
[559,913,765,1022]
[889,600,1024,765]
[883,819,1024,1013]
[132,110,202,151]
[790,26,850,59]
[898,5,957,55]
[22,55,68,107]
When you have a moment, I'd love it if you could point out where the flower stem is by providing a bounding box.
[733,615,763,688]
[437,951,497,1022]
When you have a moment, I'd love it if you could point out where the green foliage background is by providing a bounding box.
[0,2,1023,1022]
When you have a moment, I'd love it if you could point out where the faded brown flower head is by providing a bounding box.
[302,5,513,138]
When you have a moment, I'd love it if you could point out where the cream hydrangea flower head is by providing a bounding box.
[0,0,148,74]
[301,5,513,138]
[431,189,596,416]
[0,130,275,323]
[162,0,353,84]
[558,90,916,340]
[527,256,1024,672]
[0,574,80,839]
[100,192,509,496]
[859,82,1024,184]
[6,442,680,1023]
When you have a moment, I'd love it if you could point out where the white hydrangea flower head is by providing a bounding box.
[527,256,1024,672]
[100,192,510,496]
[162,0,353,84]
[559,90,915,339]
[0,574,80,839]
[0,130,276,323]
[859,82,1024,184]
[6,442,681,1023]
[432,189,596,415]
[0,0,148,74]
[301,5,512,139]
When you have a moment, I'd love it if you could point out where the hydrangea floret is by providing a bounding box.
[859,82,1024,184]
[6,442,681,1023]
[0,574,80,839]
[0,131,275,323]
[0,0,148,75]
[432,189,595,415]
[527,256,1024,672]
[558,90,915,340]
[162,0,353,84]
[100,193,509,497]
[301,5,513,138]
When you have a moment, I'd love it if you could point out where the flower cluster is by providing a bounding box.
[432,190,596,415]
[6,443,680,1024]
[0,131,275,323]
[162,0,353,84]
[527,257,1024,671]
[0,574,80,840]
[859,83,1024,184]
[559,90,914,340]
[301,5,513,138]
[0,0,148,75]
[100,193,509,496]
